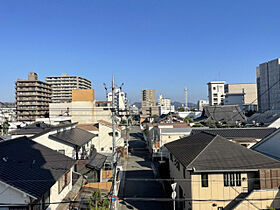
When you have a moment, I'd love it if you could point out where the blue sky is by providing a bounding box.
[0,0,280,103]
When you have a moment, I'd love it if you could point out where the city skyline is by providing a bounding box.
[1,0,280,103]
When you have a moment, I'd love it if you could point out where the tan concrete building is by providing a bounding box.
[225,83,257,110]
[141,89,159,116]
[15,72,51,121]
[166,132,280,210]
[49,89,112,124]
[142,89,156,107]
[45,73,92,103]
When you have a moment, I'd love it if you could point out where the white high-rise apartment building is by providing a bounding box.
[46,73,92,103]
[107,87,127,110]
[208,81,225,106]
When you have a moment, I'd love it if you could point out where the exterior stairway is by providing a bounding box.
[224,192,250,210]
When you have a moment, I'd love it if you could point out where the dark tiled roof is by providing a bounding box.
[165,132,280,172]
[9,122,77,137]
[49,128,96,147]
[248,110,280,125]
[0,137,76,199]
[86,151,107,170]
[203,105,247,125]
[190,128,277,139]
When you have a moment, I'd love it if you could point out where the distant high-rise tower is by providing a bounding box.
[184,88,188,107]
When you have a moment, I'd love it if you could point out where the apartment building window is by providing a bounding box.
[201,173,208,187]
[213,93,218,97]
[224,173,241,187]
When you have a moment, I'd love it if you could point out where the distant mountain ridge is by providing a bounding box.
[131,101,196,109]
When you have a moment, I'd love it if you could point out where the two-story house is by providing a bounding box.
[165,132,280,210]
[0,136,76,210]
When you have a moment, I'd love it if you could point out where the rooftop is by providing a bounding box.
[165,132,280,172]
[0,137,76,199]
[190,127,277,139]
[49,128,96,147]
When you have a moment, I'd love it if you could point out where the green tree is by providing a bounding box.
[89,189,110,210]
[177,107,185,112]
[0,121,9,136]
[184,117,194,123]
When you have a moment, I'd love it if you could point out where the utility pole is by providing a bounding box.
[104,75,125,210]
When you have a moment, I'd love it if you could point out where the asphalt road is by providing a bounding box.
[118,126,170,210]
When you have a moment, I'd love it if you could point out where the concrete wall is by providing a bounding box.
[48,167,74,210]
[94,123,122,153]
[235,189,280,210]
[191,173,248,210]
[225,83,257,105]
[0,182,31,206]
[32,130,75,159]
[72,89,94,101]
[72,101,95,124]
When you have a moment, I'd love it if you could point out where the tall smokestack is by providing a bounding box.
[184,88,188,108]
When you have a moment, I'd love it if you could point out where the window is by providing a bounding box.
[213,87,216,90]
[183,169,186,179]
[224,173,241,187]
[58,170,71,193]
[201,173,208,187]
[58,150,65,155]
[230,173,235,186]
[236,173,241,186]
[170,153,173,161]
[101,147,104,151]
[224,173,229,186]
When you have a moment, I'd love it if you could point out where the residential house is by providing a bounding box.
[77,120,124,153]
[190,127,277,148]
[0,137,76,210]
[9,121,97,160]
[165,132,280,210]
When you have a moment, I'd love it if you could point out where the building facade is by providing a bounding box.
[158,94,175,115]
[45,73,92,103]
[197,100,208,111]
[257,58,280,112]
[141,89,156,107]
[107,87,127,110]
[15,72,51,121]
[141,89,158,116]
[225,83,257,111]
[207,81,225,106]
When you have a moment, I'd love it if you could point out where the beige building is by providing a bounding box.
[166,132,280,210]
[15,72,51,121]
[46,73,92,103]
[49,89,112,124]
[142,89,156,107]
[225,83,257,110]
[141,89,159,116]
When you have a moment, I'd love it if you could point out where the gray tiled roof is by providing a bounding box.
[0,137,76,199]
[165,132,280,172]
[203,105,247,125]
[49,128,96,147]
[86,151,107,170]
[190,127,276,139]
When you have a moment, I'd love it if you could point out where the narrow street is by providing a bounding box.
[118,126,171,210]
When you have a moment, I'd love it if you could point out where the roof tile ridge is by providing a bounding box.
[186,133,217,169]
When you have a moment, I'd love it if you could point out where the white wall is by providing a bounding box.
[32,130,75,159]
[48,167,74,210]
[0,182,31,206]
[94,123,123,153]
